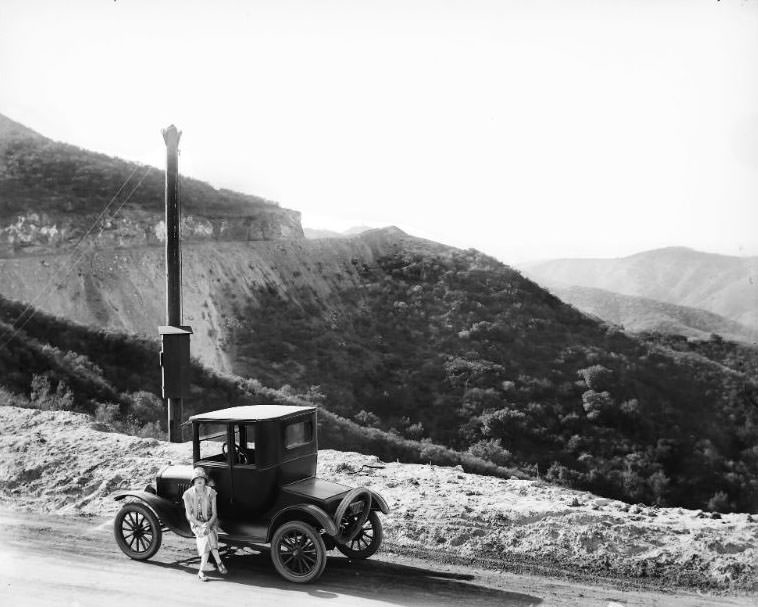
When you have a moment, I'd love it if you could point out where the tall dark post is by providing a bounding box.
[162,124,183,442]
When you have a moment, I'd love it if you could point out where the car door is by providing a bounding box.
[193,421,234,517]
[229,422,276,517]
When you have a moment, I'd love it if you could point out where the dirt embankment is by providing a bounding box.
[1,406,756,591]
[0,228,410,372]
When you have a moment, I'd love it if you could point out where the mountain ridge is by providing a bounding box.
[520,247,758,330]
[0,112,303,256]
[552,284,757,344]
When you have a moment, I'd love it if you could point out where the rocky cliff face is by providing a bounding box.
[0,113,303,256]
[0,206,302,256]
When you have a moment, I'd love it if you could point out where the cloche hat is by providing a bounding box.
[191,466,208,483]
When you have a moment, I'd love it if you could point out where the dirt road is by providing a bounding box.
[0,509,753,607]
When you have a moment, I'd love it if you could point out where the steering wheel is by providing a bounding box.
[221,442,248,464]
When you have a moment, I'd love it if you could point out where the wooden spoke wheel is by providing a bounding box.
[336,511,383,559]
[270,521,327,584]
[114,502,162,561]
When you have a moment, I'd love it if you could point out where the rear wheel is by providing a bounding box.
[270,521,327,584]
[336,511,383,559]
[114,502,162,561]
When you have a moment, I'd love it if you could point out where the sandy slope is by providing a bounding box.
[1,406,756,591]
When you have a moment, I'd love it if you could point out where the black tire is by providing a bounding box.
[114,502,162,561]
[336,511,383,559]
[270,520,327,584]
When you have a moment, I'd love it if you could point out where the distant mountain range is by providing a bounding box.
[520,247,758,336]
[551,285,756,344]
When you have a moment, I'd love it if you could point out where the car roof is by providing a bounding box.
[188,405,316,423]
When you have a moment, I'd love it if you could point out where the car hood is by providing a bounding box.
[157,464,194,482]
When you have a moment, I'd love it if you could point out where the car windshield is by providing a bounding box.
[198,422,226,462]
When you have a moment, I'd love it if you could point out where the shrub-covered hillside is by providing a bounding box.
[0,295,520,479]
[225,246,758,513]
[0,113,277,218]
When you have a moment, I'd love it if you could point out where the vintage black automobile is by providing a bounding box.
[112,404,388,583]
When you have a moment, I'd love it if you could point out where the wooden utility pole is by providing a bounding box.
[161,124,188,443]
[163,125,182,326]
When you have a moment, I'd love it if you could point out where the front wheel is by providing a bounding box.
[270,521,327,584]
[336,511,383,559]
[114,502,162,561]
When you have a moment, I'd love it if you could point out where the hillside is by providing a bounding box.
[520,247,758,330]
[1,406,756,590]
[2,228,758,512]
[0,294,517,479]
[0,113,302,255]
[1,116,758,514]
[551,285,756,344]
[0,227,419,371]
[213,238,758,513]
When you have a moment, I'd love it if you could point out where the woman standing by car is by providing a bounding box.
[182,467,228,581]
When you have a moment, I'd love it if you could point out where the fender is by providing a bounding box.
[368,490,389,514]
[112,490,193,538]
[267,504,338,541]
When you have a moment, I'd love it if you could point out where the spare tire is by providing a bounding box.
[333,487,372,544]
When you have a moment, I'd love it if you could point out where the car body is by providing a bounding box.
[112,404,388,583]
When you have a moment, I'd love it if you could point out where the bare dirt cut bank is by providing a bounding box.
[1,406,756,593]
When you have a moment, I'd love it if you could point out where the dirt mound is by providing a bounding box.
[1,406,756,590]
[0,408,187,515]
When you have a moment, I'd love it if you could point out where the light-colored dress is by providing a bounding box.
[182,485,220,555]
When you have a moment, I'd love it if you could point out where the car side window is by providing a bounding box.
[284,419,313,449]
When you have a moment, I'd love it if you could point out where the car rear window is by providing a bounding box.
[284,419,313,449]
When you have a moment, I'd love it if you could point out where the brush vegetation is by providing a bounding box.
[222,248,758,513]
[0,295,521,481]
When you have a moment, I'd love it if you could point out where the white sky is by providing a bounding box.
[1,0,756,263]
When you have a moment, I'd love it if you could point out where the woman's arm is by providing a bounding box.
[182,492,202,527]
[207,490,218,527]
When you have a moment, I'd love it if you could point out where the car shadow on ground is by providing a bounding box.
[147,545,543,607]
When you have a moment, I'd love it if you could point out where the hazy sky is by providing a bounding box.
[1,0,756,263]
